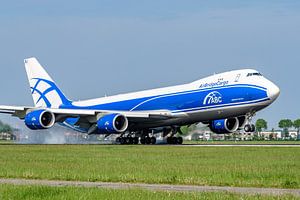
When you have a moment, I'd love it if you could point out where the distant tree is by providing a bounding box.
[2,124,12,133]
[0,120,12,134]
[255,119,268,132]
[278,119,293,139]
[179,124,197,136]
[293,119,300,140]
[180,126,189,135]
[254,119,267,140]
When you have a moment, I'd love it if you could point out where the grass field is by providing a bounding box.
[0,184,298,200]
[0,145,299,189]
[0,140,13,144]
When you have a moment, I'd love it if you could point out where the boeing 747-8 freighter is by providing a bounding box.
[0,58,280,144]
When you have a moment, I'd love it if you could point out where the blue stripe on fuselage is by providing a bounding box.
[59,84,268,113]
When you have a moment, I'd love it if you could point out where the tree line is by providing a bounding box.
[0,120,13,133]
[256,118,300,138]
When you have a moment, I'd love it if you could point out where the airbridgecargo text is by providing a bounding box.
[199,80,229,88]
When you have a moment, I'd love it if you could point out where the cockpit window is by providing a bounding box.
[247,72,262,77]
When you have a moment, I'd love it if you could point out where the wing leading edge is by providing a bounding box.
[0,105,176,122]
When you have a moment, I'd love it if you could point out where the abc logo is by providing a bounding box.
[203,91,222,105]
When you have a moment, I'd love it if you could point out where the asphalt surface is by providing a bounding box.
[0,178,299,197]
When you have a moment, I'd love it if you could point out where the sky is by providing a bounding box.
[0,0,299,129]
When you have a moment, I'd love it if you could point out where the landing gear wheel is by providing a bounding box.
[176,137,183,144]
[250,124,256,132]
[119,137,126,145]
[244,124,251,133]
[125,137,133,145]
[145,136,151,145]
[167,137,172,144]
[172,137,177,144]
[167,137,180,144]
[133,137,139,145]
[150,137,156,145]
[140,137,146,145]
[116,137,121,143]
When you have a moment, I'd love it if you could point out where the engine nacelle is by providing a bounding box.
[210,117,239,134]
[97,113,128,134]
[25,110,55,130]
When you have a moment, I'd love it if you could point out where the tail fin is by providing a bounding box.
[24,57,71,108]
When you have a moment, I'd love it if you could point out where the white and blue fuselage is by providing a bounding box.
[59,69,280,131]
[0,58,280,143]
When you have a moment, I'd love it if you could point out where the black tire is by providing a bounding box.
[133,137,139,144]
[116,137,120,143]
[176,137,183,144]
[172,137,177,144]
[167,137,172,144]
[126,137,133,145]
[145,136,151,145]
[244,124,251,133]
[150,137,156,145]
[120,137,125,145]
[250,124,256,132]
[140,137,146,145]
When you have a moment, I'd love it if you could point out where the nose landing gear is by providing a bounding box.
[243,113,256,133]
[244,124,256,133]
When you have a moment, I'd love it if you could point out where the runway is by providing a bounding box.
[0,178,299,197]
[1,143,300,147]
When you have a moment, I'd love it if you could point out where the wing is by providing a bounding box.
[0,105,182,130]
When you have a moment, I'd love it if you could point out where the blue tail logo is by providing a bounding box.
[31,78,71,108]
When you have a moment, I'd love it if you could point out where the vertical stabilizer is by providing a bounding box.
[24,57,71,108]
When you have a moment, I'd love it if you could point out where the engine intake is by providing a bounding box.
[210,117,239,134]
[97,113,128,134]
[25,110,55,130]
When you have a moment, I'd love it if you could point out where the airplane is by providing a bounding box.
[0,58,280,145]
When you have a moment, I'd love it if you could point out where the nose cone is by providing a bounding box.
[268,82,280,101]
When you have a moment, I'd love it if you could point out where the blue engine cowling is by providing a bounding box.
[25,110,55,130]
[97,113,128,134]
[210,117,239,134]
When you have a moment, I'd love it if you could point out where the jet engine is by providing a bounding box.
[209,117,239,134]
[97,113,128,134]
[25,110,55,130]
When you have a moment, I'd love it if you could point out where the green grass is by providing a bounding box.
[0,140,13,144]
[0,145,299,188]
[0,185,298,200]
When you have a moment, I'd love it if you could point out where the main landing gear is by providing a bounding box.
[116,136,139,145]
[115,136,156,145]
[115,130,157,145]
[166,136,183,145]
[140,136,156,145]
[163,126,183,145]
[115,127,184,145]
